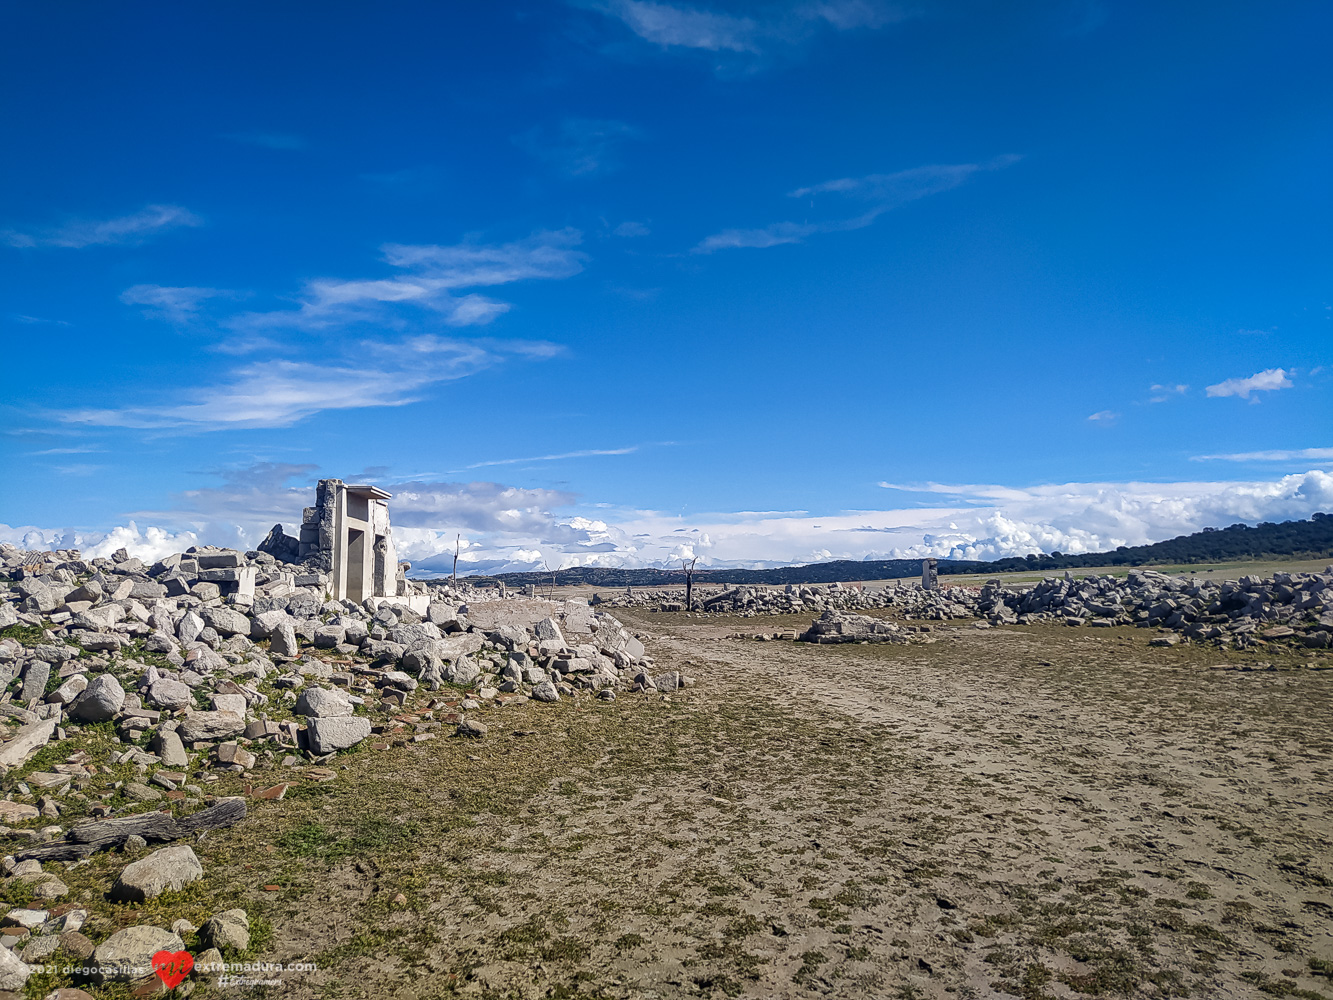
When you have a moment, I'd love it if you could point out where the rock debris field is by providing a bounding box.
[0,541,1329,999]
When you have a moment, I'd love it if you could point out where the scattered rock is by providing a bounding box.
[90,924,186,982]
[110,845,204,902]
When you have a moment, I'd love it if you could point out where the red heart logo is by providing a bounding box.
[152,949,194,988]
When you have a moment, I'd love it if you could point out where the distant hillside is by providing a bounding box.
[451,514,1332,588]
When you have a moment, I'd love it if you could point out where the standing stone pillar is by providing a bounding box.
[921,558,938,591]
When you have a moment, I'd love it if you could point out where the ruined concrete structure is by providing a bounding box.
[921,557,939,591]
[260,479,420,609]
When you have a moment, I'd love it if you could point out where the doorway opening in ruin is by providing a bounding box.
[347,529,366,602]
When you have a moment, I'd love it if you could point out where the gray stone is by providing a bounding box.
[0,939,29,990]
[204,607,251,637]
[146,677,193,711]
[110,845,203,902]
[176,611,205,644]
[211,693,247,717]
[456,719,487,738]
[90,924,186,981]
[313,624,345,649]
[294,686,352,718]
[176,710,245,742]
[533,617,565,644]
[305,715,371,754]
[47,672,87,705]
[20,660,50,702]
[68,674,125,722]
[153,728,189,767]
[532,680,559,702]
[199,908,250,951]
[269,621,300,657]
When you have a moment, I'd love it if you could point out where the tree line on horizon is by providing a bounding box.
[449,513,1332,588]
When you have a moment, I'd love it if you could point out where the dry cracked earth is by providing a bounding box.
[140,612,1333,1000]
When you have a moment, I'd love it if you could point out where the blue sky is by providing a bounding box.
[2,1,1330,574]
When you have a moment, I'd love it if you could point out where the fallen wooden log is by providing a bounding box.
[12,797,247,862]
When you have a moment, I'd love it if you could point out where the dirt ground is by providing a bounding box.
[144,612,1333,1000]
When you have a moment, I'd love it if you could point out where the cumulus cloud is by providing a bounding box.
[0,521,198,563]
[695,157,1020,253]
[2,205,201,249]
[1206,368,1293,400]
[12,469,1332,575]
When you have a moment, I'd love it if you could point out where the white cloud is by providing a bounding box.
[55,337,560,431]
[465,447,639,469]
[696,158,1020,253]
[121,285,235,323]
[1192,447,1333,463]
[1086,410,1118,422]
[15,468,1332,576]
[0,521,198,563]
[599,0,761,52]
[1148,383,1188,403]
[592,0,909,55]
[1205,367,1293,400]
[613,221,651,237]
[2,205,201,249]
[234,229,587,333]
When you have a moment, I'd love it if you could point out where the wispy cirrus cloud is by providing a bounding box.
[231,228,587,333]
[516,118,644,176]
[588,0,910,56]
[1205,367,1293,400]
[2,205,201,249]
[1086,410,1118,422]
[1192,447,1333,463]
[466,447,639,469]
[53,336,561,431]
[121,284,238,323]
[695,156,1020,252]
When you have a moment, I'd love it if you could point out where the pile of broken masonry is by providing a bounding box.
[604,568,1333,651]
[0,541,676,992]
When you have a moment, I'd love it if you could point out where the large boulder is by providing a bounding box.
[305,716,371,754]
[294,686,352,719]
[176,710,245,742]
[111,845,203,902]
[91,924,186,981]
[146,677,193,711]
[204,607,251,638]
[68,674,125,722]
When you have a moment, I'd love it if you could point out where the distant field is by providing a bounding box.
[530,555,1332,601]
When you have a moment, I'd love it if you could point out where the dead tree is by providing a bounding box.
[452,534,460,587]
[682,556,699,611]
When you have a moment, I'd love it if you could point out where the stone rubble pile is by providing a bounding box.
[0,540,677,992]
[601,568,1333,650]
